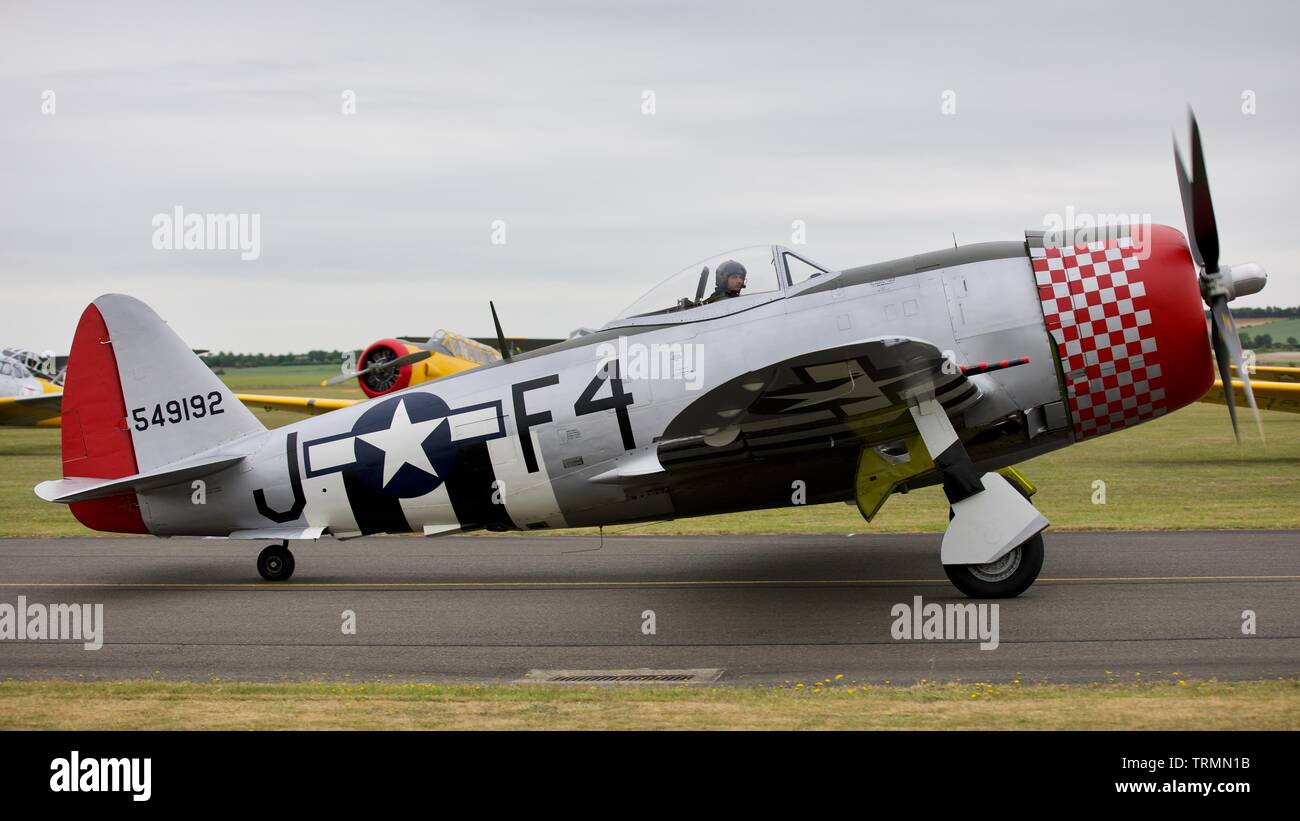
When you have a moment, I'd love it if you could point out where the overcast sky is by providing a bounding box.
[2,0,1298,353]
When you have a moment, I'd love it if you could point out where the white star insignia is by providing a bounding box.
[355,398,447,488]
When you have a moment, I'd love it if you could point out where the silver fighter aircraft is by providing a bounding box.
[35,115,1268,597]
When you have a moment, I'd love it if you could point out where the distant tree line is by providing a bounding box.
[1213,306,1300,319]
[202,350,349,368]
[1239,332,1300,351]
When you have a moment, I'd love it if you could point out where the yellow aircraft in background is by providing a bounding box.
[1200,365,1300,414]
[0,349,64,427]
[237,329,562,416]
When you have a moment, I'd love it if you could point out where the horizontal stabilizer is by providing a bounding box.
[35,444,255,504]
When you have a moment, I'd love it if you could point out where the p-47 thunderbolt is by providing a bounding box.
[35,115,1269,597]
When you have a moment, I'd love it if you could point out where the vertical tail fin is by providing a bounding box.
[60,294,265,532]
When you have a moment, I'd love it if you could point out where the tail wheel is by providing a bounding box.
[943,532,1044,598]
[257,544,296,582]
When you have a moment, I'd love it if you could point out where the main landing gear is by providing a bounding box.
[257,542,296,582]
[938,470,1046,598]
[856,396,1051,599]
[943,530,1045,599]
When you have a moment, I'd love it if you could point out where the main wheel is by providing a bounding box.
[943,531,1043,598]
[257,544,296,582]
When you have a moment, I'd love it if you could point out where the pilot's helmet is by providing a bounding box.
[715,259,748,292]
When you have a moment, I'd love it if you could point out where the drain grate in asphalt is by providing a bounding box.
[518,668,724,685]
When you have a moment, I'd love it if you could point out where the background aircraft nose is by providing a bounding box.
[1034,223,1213,439]
[355,338,418,397]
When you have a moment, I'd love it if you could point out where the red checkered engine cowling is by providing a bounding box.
[1031,228,1211,440]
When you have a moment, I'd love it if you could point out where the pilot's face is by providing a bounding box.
[727,274,745,291]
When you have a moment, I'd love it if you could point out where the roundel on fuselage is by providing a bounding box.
[350,392,458,498]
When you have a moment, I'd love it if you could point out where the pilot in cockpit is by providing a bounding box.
[703,260,747,304]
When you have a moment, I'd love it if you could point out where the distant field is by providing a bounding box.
[1257,352,1300,367]
[1,679,1295,730]
[1217,316,1299,365]
[219,364,364,397]
[1244,317,1300,343]
[223,364,363,427]
[1235,317,1283,328]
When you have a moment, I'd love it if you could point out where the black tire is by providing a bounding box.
[943,531,1044,598]
[257,544,295,582]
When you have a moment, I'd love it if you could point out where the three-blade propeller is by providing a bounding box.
[1173,111,1263,442]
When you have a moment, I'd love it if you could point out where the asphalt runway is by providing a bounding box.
[0,531,1295,685]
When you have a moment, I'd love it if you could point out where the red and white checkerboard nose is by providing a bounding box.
[1032,224,1213,439]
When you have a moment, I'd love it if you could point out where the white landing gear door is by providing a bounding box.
[908,396,1048,566]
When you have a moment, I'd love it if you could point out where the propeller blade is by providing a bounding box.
[324,350,431,386]
[1174,111,1260,441]
[1173,111,1222,276]
[1208,300,1238,440]
[385,350,432,369]
[1172,138,1203,270]
[1209,297,1265,443]
[1188,114,1220,274]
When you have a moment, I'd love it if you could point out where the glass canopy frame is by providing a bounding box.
[604,245,839,330]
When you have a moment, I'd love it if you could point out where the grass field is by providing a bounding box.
[4,365,1298,537]
[0,678,1294,730]
[1246,317,1300,343]
[1258,351,1300,366]
[218,363,364,400]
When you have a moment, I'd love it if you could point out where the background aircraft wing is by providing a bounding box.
[1200,380,1300,414]
[235,394,360,416]
[0,393,63,426]
[1233,365,1300,384]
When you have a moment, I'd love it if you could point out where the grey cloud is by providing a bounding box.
[1,0,1297,351]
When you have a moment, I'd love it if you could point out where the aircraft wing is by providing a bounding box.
[1200,380,1300,414]
[662,336,980,446]
[1235,365,1300,384]
[0,393,63,426]
[235,394,360,416]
